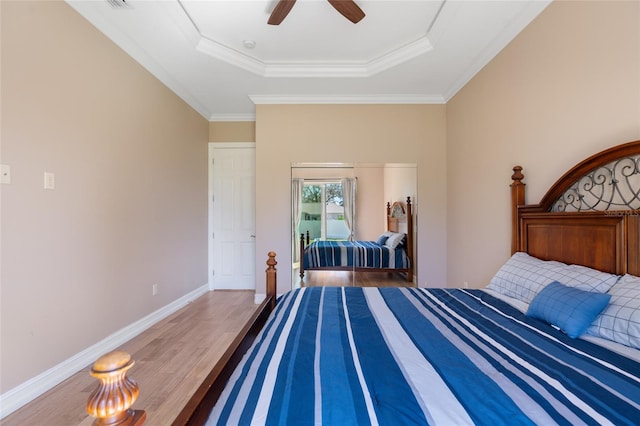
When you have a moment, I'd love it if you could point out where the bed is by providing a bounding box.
[207,285,640,425]
[174,140,640,425]
[299,197,414,283]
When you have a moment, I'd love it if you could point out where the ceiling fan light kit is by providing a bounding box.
[268,0,365,25]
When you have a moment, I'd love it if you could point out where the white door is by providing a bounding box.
[210,143,255,290]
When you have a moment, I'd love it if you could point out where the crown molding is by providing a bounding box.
[197,37,266,76]
[209,113,256,122]
[259,35,433,78]
[197,34,432,78]
[249,94,446,105]
[367,36,433,76]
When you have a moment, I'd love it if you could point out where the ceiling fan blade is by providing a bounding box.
[327,0,365,23]
[268,0,297,25]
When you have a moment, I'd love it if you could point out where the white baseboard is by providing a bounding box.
[0,283,209,419]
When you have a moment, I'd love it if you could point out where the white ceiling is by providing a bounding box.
[66,0,551,121]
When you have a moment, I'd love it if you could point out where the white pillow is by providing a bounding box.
[384,232,405,249]
[587,274,640,349]
[562,263,620,293]
[487,252,619,304]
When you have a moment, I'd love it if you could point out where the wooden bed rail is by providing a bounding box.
[86,350,146,425]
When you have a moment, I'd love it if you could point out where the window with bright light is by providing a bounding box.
[299,182,349,241]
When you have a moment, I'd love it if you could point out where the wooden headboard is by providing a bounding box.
[387,196,414,269]
[511,140,640,276]
[386,197,412,234]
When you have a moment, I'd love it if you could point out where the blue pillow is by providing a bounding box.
[526,281,611,338]
[376,235,389,245]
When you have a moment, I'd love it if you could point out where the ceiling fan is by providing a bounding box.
[268,0,365,25]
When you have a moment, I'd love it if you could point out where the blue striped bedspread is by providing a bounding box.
[207,287,640,425]
[303,240,410,269]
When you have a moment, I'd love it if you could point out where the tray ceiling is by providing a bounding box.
[66,0,551,120]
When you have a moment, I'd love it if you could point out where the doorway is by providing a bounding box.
[292,162,417,288]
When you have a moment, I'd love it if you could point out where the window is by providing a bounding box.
[299,182,349,241]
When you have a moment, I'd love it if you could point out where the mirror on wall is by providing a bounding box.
[291,163,417,288]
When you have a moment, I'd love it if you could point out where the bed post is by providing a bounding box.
[511,166,525,254]
[299,233,306,281]
[266,251,277,310]
[406,197,414,283]
[86,351,146,426]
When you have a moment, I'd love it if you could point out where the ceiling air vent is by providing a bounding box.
[106,0,132,9]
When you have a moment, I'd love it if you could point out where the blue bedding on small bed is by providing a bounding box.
[303,240,410,270]
[207,287,640,425]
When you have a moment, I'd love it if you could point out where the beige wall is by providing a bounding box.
[353,165,385,241]
[446,0,640,288]
[1,1,209,392]
[255,104,447,294]
[209,121,255,142]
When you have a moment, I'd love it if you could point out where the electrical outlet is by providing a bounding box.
[152,284,158,296]
[463,281,469,288]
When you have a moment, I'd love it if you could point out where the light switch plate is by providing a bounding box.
[1,164,10,184]
[44,172,55,189]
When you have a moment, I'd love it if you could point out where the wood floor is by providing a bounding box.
[1,290,258,426]
[298,270,416,288]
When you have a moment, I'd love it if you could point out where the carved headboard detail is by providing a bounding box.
[511,140,640,276]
